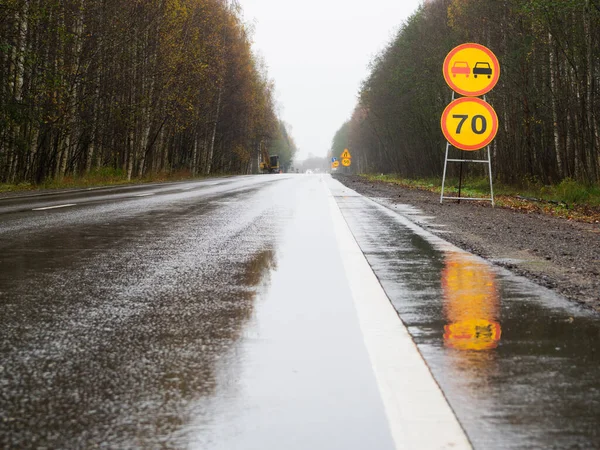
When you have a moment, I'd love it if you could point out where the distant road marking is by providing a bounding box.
[326,181,472,450]
[32,204,76,211]
[133,193,155,197]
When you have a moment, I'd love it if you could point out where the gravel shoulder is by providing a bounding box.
[334,174,600,313]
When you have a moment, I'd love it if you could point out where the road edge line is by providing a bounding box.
[326,182,472,450]
[32,204,77,211]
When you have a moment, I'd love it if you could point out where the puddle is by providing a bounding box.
[336,194,600,449]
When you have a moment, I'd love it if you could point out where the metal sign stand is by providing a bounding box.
[440,93,495,206]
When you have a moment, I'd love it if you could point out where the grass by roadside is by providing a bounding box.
[0,168,221,195]
[361,174,600,223]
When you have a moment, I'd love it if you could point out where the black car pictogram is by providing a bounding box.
[473,62,492,79]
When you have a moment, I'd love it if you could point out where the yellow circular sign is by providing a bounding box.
[341,158,351,167]
[332,161,340,168]
[441,97,498,151]
[443,43,500,97]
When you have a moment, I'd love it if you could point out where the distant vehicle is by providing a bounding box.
[473,62,492,79]
[451,61,470,77]
[259,153,280,174]
[305,169,313,174]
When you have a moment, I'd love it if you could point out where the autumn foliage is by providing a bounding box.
[337,0,600,186]
[0,0,283,183]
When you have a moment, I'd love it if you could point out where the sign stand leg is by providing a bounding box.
[441,148,495,205]
[487,145,495,206]
[441,92,455,205]
[458,151,465,204]
[440,140,450,204]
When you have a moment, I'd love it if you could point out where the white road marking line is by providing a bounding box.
[369,197,460,254]
[133,193,155,197]
[326,181,472,450]
[32,204,76,211]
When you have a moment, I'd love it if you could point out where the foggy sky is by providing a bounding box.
[241,0,423,161]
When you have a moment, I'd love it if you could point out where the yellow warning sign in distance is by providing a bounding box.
[340,149,351,159]
[441,97,498,151]
[443,43,500,97]
[332,160,340,168]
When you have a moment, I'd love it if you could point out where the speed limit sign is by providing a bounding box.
[441,97,498,151]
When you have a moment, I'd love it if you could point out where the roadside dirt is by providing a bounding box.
[334,174,600,313]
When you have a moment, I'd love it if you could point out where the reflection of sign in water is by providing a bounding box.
[442,252,501,351]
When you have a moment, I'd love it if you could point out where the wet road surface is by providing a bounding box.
[333,184,600,449]
[0,174,599,448]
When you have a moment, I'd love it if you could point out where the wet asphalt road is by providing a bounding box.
[334,189,600,449]
[0,175,401,449]
[1,174,599,449]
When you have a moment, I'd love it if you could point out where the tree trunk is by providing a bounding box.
[205,87,222,175]
[583,0,598,181]
[548,32,564,180]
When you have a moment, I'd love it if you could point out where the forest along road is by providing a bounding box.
[0,175,598,449]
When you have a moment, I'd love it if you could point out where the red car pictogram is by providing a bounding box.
[451,61,470,77]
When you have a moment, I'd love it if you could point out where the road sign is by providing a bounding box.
[332,160,340,168]
[341,158,351,167]
[331,157,338,163]
[341,149,351,159]
[441,97,498,151]
[443,43,500,97]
